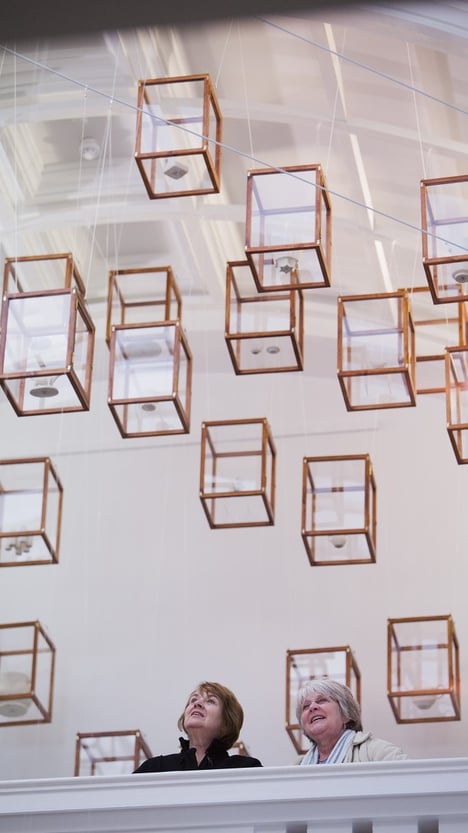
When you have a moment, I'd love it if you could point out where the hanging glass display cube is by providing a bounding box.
[301,454,376,566]
[286,646,361,754]
[74,730,152,776]
[337,291,416,410]
[135,74,222,199]
[0,457,63,567]
[3,252,86,296]
[0,291,95,415]
[0,620,55,727]
[225,260,304,374]
[0,254,94,415]
[387,615,460,723]
[245,164,331,291]
[230,740,251,757]
[403,284,468,395]
[199,418,276,528]
[421,174,468,304]
[445,345,468,463]
[108,321,192,438]
[106,266,182,344]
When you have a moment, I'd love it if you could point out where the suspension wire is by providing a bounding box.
[257,15,468,119]
[0,40,467,253]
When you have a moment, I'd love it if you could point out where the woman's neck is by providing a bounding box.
[315,730,345,762]
[187,731,216,763]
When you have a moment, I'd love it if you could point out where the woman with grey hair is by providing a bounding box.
[296,679,407,764]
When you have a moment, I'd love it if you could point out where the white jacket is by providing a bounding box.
[343,731,408,762]
[299,731,408,764]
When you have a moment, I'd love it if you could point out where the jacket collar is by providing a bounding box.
[179,736,229,761]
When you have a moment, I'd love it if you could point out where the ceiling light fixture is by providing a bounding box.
[452,268,468,284]
[79,137,100,162]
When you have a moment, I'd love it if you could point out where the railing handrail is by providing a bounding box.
[1,757,468,832]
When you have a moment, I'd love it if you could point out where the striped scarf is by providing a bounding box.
[300,729,356,765]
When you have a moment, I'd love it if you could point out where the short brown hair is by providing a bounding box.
[178,681,244,749]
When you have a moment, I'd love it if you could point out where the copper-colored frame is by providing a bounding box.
[337,290,417,411]
[105,266,182,345]
[231,740,250,757]
[135,74,222,199]
[400,284,468,395]
[0,620,56,727]
[199,417,276,529]
[0,288,95,416]
[0,456,63,567]
[74,729,152,776]
[3,253,86,297]
[387,615,460,724]
[245,163,331,292]
[224,260,304,374]
[301,454,377,566]
[421,174,468,305]
[445,345,468,464]
[285,646,361,754]
[108,320,192,438]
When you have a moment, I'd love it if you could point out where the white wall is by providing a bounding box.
[0,299,467,780]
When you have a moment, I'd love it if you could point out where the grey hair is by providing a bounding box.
[296,679,363,732]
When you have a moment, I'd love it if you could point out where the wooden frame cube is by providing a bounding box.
[108,321,192,438]
[225,260,304,374]
[106,266,182,345]
[135,74,222,199]
[337,291,416,410]
[302,454,376,566]
[0,457,63,567]
[0,620,55,727]
[401,284,468,395]
[74,730,152,776]
[0,254,94,415]
[199,418,276,528]
[446,345,468,463]
[245,164,331,292]
[421,174,468,304]
[387,615,460,723]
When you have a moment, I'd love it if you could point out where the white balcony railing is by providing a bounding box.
[1,757,468,833]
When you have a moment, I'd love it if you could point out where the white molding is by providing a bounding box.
[1,758,468,833]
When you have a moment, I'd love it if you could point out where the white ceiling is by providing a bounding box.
[1,2,468,779]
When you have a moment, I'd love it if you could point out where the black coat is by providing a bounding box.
[134,737,262,772]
